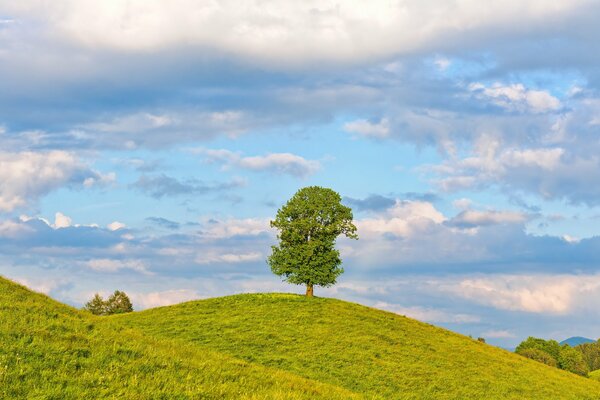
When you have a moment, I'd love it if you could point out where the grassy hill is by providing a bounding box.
[2,276,600,399]
[115,293,600,400]
[0,277,360,399]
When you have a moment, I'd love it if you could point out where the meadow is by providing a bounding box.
[3,276,600,399]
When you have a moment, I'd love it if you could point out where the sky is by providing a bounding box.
[1,1,600,348]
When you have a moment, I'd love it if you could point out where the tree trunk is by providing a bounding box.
[306,284,314,297]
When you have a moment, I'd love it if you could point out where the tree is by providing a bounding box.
[268,186,358,297]
[84,293,107,315]
[517,348,558,367]
[577,341,600,372]
[105,290,134,314]
[515,337,561,362]
[559,345,589,376]
[83,290,133,315]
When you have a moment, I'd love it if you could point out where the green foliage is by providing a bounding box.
[268,186,357,295]
[517,348,558,367]
[0,277,356,399]
[83,293,106,315]
[577,341,600,372]
[106,290,134,314]
[118,293,600,400]
[516,336,562,361]
[559,345,589,376]
[83,290,133,315]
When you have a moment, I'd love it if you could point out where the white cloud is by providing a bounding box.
[2,1,588,65]
[358,200,446,239]
[199,218,271,239]
[374,301,480,324]
[53,212,72,229]
[107,221,126,231]
[444,274,600,314]
[450,209,528,228]
[131,289,201,309]
[469,82,561,113]
[482,330,516,338]
[0,151,109,212]
[195,251,263,264]
[344,118,390,139]
[85,258,150,274]
[196,148,320,178]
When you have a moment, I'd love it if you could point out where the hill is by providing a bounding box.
[115,293,600,400]
[561,337,596,346]
[3,275,600,400]
[0,276,360,399]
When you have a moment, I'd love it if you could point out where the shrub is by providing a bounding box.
[517,348,557,367]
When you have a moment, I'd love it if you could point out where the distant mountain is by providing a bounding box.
[560,336,595,346]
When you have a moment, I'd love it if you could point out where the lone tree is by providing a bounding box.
[268,186,357,297]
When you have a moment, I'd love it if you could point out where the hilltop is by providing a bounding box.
[2,276,600,399]
[115,293,600,399]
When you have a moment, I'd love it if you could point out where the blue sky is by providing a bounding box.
[2,1,600,347]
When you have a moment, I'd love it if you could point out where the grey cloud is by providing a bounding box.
[344,195,395,212]
[131,174,244,199]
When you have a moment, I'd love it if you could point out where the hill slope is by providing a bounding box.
[115,293,600,400]
[0,277,360,399]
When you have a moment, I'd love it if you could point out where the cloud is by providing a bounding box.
[448,209,529,229]
[84,258,150,274]
[482,330,516,339]
[146,217,180,230]
[195,148,320,178]
[344,118,390,139]
[374,301,480,324]
[198,218,271,239]
[195,251,263,265]
[442,274,600,314]
[130,289,201,310]
[468,82,561,114]
[431,133,600,205]
[53,212,72,229]
[2,1,590,66]
[0,151,112,212]
[131,174,245,198]
[107,221,126,231]
[344,195,395,212]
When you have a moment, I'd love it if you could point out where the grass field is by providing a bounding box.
[116,293,600,400]
[2,275,600,399]
[0,277,359,399]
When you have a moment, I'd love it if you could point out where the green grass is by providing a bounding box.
[115,293,600,400]
[3,275,600,399]
[0,277,360,399]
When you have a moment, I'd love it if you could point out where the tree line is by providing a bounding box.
[515,336,600,377]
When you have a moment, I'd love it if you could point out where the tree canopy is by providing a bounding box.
[84,290,133,315]
[268,186,357,296]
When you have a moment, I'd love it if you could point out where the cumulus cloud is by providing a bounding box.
[131,174,245,198]
[448,209,529,229]
[468,82,561,114]
[198,217,271,239]
[374,301,480,324]
[195,251,263,265]
[0,151,112,212]
[442,274,600,314]
[344,118,390,139]
[130,289,201,310]
[2,1,590,65]
[85,258,150,274]
[482,330,516,339]
[194,148,320,178]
